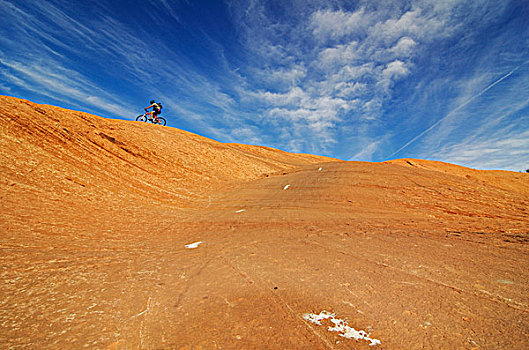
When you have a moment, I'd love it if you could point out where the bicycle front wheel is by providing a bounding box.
[157,117,166,126]
[136,114,147,122]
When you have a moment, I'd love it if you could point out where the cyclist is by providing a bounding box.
[144,100,161,121]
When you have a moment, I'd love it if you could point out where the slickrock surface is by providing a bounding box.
[1,96,528,349]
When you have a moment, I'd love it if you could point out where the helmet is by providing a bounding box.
[150,100,155,104]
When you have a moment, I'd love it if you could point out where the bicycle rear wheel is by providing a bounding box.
[156,117,166,126]
[136,114,148,122]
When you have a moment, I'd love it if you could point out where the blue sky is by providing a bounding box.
[1,0,528,171]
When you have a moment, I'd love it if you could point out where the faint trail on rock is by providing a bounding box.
[174,258,211,310]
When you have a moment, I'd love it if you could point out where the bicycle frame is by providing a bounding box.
[145,110,162,124]
[136,111,166,126]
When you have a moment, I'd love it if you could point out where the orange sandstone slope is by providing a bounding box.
[0,95,336,209]
[386,158,529,197]
[1,96,529,349]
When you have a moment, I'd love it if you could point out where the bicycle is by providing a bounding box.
[136,111,166,126]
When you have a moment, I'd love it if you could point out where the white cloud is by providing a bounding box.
[436,129,529,171]
[317,42,360,68]
[269,107,312,122]
[350,139,383,161]
[368,5,456,46]
[227,1,473,154]
[0,81,12,93]
[228,126,263,145]
[379,60,410,91]
[0,58,135,118]
[383,60,409,79]
[0,0,243,128]
[222,0,520,159]
[361,98,383,120]
[402,61,529,171]
[156,0,182,23]
[310,8,375,40]
[413,60,529,158]
[254,65,307,87]
[306,5,455,125]
[2,0,524,168]
[332,63,375,83]
[390,37,417,57]
[256,87,308,107]
[333,82,367,99]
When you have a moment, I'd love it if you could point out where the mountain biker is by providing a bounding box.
[144,100,161,121]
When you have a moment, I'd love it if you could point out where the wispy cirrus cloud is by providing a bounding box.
[227,0,528,168]
[0,0,142,117]
[0,58,134,117]
[227,0,490,157]
[435,126,529,171]
[1,0,527,170]
[414,61,529,171]
[0,0,242,128]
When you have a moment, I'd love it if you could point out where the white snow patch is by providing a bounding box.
[303,311,381,346]
[303,310,332,325]
[185,241,203,249]
[283,184,291,190]
[235,209,245,213]
[318,167,322,171]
